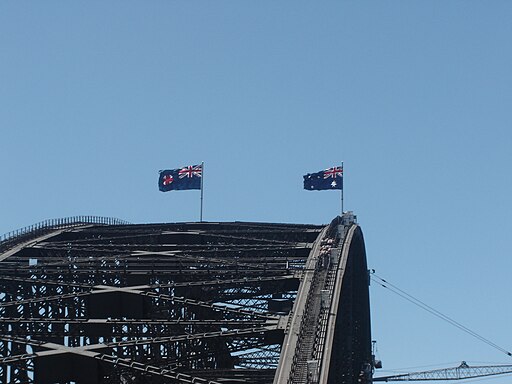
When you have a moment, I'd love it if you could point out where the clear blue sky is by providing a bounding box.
[1,1,512,381]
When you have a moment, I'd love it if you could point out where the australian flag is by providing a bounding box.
[303,166,343,191]
[158,164,202,192]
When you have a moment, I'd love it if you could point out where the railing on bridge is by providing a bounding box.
[0,216,130,252]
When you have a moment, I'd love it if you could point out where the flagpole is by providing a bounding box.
[200,161,204,222]
[341,161,344,215]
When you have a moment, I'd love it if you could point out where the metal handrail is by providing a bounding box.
[0,216,130,251]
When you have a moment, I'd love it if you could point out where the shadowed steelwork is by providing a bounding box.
[0,215,371,384]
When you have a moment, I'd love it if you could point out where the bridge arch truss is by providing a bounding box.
[0,215,371,384]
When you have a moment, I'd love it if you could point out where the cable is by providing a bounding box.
[371,273,512,358]
[372,274,510,356]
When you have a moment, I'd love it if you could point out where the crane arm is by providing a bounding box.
[373,361,512,381]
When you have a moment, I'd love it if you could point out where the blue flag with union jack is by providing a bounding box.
[303,166,343,191]
[158,164,202,192]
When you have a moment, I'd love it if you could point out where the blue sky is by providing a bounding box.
[1,1,512,381]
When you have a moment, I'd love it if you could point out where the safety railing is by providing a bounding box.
[0,216,130,253]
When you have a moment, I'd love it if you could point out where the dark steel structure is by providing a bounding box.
[0,214,371,384]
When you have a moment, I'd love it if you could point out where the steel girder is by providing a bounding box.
[0,217,371,384]
[0,221,319,384]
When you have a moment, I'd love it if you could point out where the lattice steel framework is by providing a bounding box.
[0,216,372,384]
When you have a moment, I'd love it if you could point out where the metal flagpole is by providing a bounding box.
[200,161,204,222]
[341,161,344,215]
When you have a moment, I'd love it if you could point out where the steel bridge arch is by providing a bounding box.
[0,214,371,384]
